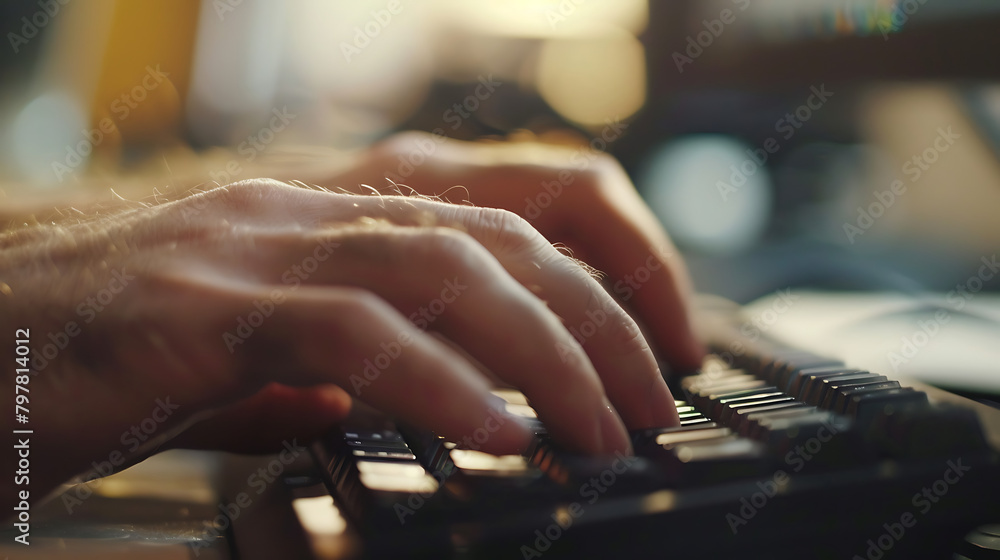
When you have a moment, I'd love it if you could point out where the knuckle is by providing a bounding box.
[406,227,486,274]
[607,311,651,357]
[187,178,295,216]
[466,206,543,255]
[336,287,391,320]
[216,178,289,206]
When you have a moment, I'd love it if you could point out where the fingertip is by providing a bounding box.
[647,377,681,429]
[598,399,632,457]
[451,406,535,456]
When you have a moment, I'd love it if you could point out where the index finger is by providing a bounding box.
[561,164,706,374]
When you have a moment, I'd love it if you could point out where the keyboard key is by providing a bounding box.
[683,373,757,392]
[719,396,796,425]
[631,423,722,447]
[528,442,663,492]
[801,371,878,405]
[773,359,848,391]
[443,449,555,502]
[730,402,811,434]
[828,381,900,413]
[869,404,989,459]
[711,389,785,418]
[656,435,769,486]
[742,406,820,438]
[679,417,715,426]
[756,414,864,470]
[689,385,775,413]
[809,374,888,407]
[343,429,407,444]
[846,387,929,426]
[346,438,412,451]
[785,366,860,395]
[634,425,732,453]
[352,449,418,460]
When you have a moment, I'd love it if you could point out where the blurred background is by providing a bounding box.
[2,0,999,394]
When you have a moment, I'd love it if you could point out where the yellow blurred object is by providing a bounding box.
[91,1,199,143]
[536,27,646,127]
[45,0,200,171]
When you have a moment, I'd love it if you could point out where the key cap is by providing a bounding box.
[683,373,758,393]
[785,366,861,396]
[729,402,810,432]
[352,449,418,460]
[810,374,888,407]
[633,424,730,452]
[756,414,863,471]
[655,435,769,486]
[719,396,795,425]
[711,390,785,419]
[319,428,444,530]
[829,381,900,413]
[528,441,663,493]
[801,372,879,406]
[742,406,820,438]
[344,429,407,444]
[680,417,714,427]
[869,403,989,459]
[689,385,776,415]
[443,449,557,503]
[846,387,928,426]
[632,423,723,448]
[773,359,847,391]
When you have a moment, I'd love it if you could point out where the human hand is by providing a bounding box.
[351,132,705,372]
[1,178,683,504]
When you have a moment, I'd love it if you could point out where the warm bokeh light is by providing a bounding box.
[536,27,646,126]
[431,0,648,38]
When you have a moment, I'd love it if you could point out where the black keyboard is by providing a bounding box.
[310,340,1000,559]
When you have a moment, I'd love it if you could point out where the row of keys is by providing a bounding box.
[323,351,991,524]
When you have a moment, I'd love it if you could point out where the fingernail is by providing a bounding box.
[598,398,632,456]
[648,377,681,428]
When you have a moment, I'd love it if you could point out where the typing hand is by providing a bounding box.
[1,142,699,504]
[358,132,705,372]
